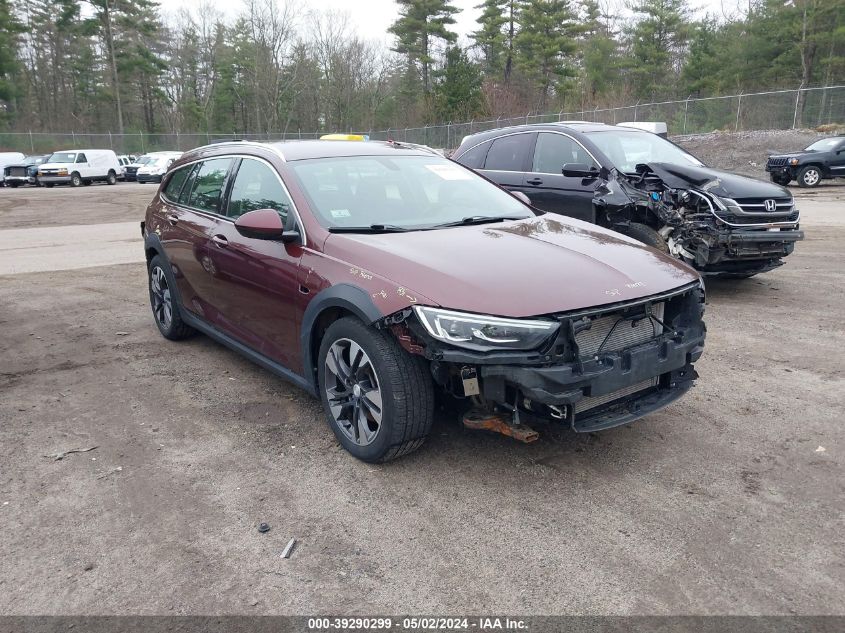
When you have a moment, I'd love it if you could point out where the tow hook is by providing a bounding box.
[462,410,539,443]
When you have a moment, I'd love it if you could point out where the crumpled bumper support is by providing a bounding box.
[479,333,703,432]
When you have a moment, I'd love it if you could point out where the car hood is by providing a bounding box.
[768,151,818,160]
[644,162,791,198]
[39,162,74,170]
[323,216,700,318]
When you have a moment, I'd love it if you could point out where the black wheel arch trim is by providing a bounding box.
[300,283,385,391]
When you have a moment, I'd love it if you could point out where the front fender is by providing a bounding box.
[300,283,386,392]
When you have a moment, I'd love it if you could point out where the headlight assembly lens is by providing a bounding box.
[413,306,558,351]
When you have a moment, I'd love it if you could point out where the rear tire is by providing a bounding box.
[147,255,196,341]
[797,166,821,188]
[45,183,54,188]
[318,317,434,462]
[624,222,670,254]
[70,172,82,187]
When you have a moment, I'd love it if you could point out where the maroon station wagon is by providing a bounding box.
[142,140,706,462]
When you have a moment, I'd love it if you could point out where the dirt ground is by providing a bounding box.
[0,178,843,615]
[674,129,831,178]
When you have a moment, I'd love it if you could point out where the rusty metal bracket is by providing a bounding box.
[462,410,539,443]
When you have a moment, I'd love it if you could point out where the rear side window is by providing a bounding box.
[456,141,491,169]
[226,158,291,220]
[532,133,596,174]
[163,165,191,201]
[484,134,532,171]
[185,158,233,214]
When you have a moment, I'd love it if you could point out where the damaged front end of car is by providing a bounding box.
[377,281,706,440]
[598,163,804,278]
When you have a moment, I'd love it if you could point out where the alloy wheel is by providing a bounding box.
[803,169,820,186]
[150,265,173,330]
[324,338,383,446]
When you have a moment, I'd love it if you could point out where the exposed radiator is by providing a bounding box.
[575,302,664,358]
[573,377,659,414]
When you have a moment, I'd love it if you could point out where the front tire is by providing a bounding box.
[148,255,196,341]
[318,317,434,462]
[70,172,82,187]
[106,170,117,185]
[770,173,791,186]
[623,222,670,254]
[797,166,821,188]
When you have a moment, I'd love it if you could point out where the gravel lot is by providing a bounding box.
[0,178,843,615]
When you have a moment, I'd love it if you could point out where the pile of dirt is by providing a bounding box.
[673,129,831,178]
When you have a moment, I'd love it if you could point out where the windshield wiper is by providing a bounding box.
[429,215,524,229]
[328,224,411,234]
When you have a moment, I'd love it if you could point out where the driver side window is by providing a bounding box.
[76,153,87,164]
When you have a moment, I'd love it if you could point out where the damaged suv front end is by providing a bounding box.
[600,162,804,278]
[389,281,705,435]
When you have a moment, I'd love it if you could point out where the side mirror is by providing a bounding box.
[511,191,531,206]
[562,163,600,179]
[234,208,298,242]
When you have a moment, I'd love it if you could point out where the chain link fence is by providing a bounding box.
[1,85,843,155]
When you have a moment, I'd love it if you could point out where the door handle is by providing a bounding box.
[212,235,229,248]
[167,214,179,225]
[526,178,543,186]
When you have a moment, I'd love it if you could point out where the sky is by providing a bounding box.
[171,0,750,44]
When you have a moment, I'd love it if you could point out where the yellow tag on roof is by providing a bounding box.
[320,134,369,141]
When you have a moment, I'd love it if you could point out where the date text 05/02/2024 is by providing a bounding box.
[306,617,529,630]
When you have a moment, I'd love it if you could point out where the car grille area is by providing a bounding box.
[6,166,26,177]
[767,157,788,168]
[573,377,659,414]
[732,197,794,214]
[575,303,664,358]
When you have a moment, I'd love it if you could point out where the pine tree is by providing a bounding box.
[514,0,578,110]
[0,0,24,116]
[432,46,486,121]
[627,0,690,99]
[576,0,620,105]
[388,0,459,95]
[472,0,508,76]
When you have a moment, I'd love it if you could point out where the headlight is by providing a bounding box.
[789,158,799,166]
[413,306,559,351]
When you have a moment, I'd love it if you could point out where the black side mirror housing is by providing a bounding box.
[562,163,600,179]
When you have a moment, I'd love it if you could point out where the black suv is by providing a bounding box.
[766,136,845,187]
[453,123,804,278]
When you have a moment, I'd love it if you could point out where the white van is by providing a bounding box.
[37,149,122,187]
[135,151,183,184]
[0,152,26,186]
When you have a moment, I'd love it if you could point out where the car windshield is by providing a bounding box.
[47,152,77,163]
[136,156,154,165]
[584,130,704,172]
[289,155,533,230]
[805,138,842,151]
[26,156,47,164]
